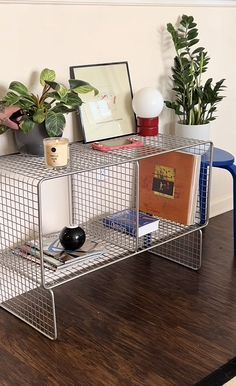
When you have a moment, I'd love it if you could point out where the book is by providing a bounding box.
[13,247,60,271]
[27,233,104,258]
[19,235,106,271]
[27,233,63,257]
[103,209,159,237]
[139,151,201,225]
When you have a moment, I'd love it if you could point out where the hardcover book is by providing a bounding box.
[103,209,159,237]
[139,151,201,225]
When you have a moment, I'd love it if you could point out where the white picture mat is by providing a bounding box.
[71,63,136,143]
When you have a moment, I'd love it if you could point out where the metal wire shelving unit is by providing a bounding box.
[0,134,213,339]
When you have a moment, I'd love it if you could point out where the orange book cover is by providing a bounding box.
[139,151,200,225]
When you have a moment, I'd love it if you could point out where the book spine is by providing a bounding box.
[103,218,136,236]
[13,249,56,271]
[19,245,62,268]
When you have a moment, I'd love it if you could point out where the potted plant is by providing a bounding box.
[0,68,98,155]
[165,14,226,140]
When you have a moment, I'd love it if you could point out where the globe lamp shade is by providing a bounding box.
[132,87,164,136]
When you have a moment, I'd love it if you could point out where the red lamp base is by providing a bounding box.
[136,117,159,136]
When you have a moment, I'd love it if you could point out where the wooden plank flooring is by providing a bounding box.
[0,211,235,385]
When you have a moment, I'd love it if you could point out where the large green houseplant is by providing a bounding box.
[0,68,98,154]
[165,14,226,136]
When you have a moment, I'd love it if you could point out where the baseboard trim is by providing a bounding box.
[210,195,233,218]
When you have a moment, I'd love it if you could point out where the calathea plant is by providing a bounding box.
[165,14,226,125]
[0,68,98,136]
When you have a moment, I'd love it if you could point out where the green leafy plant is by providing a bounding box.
[0,68,98,136]
[165,14,226,125]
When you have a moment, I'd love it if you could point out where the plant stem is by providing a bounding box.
[39,85,51,105]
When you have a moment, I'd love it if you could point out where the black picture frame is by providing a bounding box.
[69,61,136,143]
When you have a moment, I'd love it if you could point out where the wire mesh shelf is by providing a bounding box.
[0,134,210,180]
[0,219,201,291]
[0,134,213,339]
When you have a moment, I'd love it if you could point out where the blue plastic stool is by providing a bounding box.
[202,147,236,255]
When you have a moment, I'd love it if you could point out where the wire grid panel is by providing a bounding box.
[0,172,39,248]
[0,171,57,339]
[71,161,139,251]
[0,170,42,286]
[0,135,210,180]
[0,279,57,340]
[178,142,212,227]
[150,229,202,270]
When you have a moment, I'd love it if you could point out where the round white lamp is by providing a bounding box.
[132,87,164,136]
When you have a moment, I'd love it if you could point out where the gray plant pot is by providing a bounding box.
[14,123,49,156]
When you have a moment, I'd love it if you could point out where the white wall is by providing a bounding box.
[0,3,235,218]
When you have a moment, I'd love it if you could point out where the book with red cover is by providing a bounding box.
[139,151,201,225]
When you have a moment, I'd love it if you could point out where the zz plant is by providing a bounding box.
[0,68,98,136]
[165,15,226,125]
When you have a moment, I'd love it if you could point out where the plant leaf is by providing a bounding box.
[63,92,83,107]
[40,68,56,86]
[57,85,68,99]
[3,92,21,105]
[20,117,35,134]
[69,79,91,89]
[52,104,75,114]
[69,79,99,95]
[44,81,60,91]
[9,81,29,96]
[192,47,205,55]
[187,29,198,40]
[188,38,199,47]
[45,111,65,137]
[75,84,99,95]
[33,108,46,124]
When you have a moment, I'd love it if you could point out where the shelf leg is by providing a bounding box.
[149,229,202,270]
[0,273,57,340]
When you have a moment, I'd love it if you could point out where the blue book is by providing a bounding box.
[103,209,159,237]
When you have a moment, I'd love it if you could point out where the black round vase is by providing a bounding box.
[59,225,86,251]
[14,123,49,156]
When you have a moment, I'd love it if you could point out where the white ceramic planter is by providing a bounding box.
[175,122,211,141]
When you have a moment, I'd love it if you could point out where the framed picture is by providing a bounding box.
[69,62,136,143]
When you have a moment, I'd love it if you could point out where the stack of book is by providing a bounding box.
[13,233,105,271]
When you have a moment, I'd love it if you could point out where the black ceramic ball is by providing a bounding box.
[59,225,86,251]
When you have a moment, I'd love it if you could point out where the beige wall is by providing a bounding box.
[0,4,235,218]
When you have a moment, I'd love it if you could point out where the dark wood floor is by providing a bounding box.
[0,211,235,386]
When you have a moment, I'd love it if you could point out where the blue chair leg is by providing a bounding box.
[224,164,236,256]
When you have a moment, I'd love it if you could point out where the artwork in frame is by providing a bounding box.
[69,62,136,143]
